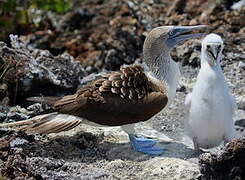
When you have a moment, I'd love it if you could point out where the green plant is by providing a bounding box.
[0,172,6,180]
[31,0,72,13]
[0,0,73,40]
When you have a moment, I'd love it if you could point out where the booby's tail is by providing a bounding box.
[0,113,82,134]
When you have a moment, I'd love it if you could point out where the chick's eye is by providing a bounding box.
[207,45,211,49]
[217,45,221,50]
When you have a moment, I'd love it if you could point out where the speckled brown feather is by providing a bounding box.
[4,65,168,133]
[50,65,167,126]
[95,65,149,100]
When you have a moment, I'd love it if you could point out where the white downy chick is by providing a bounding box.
[185,34,236,151]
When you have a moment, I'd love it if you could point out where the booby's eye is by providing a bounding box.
[169,30,176,36]
[207,45,211,49]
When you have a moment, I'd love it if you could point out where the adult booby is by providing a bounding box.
[185,34,236,152]
[1,25,207,155]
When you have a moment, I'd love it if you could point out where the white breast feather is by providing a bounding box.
[185,66,235,149]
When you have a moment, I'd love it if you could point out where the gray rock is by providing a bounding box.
[10,138,29,148]
[231,0,245,10]
[141,157,200,180]
[29,157,65,171]
[26,103,44,113]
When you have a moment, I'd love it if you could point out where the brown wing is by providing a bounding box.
[53,65,168,126]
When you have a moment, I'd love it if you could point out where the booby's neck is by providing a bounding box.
[146,51,170,82]
[145,50,180,103]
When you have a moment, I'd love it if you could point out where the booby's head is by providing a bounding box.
[143,25,207,66]
[201,33,223,67]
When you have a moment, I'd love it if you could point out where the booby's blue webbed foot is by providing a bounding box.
[128,134,164,155]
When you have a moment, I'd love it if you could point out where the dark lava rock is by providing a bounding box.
[60,9,94,31]
[199,138,245,180]
[0,131,39,179]
[22,0,147,72]
[7,112,29,122]
[0,128,110,179]
[0,102,53,123]
[0,104,9,122]
[0,112,7,123]
[235,119,245,127]
[0,36,87,105]
[0,83,8,103]
[0,152,43,180]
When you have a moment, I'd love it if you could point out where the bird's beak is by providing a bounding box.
[208,50,217,66]
[209,58,217,67]
[207,45,221,67]
[167,25,208,48]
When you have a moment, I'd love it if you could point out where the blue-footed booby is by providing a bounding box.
[1,25,207,155]
[185,34,236,152]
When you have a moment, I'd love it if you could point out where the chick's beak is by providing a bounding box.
[209,58,217,67]
[208,44,221,66]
